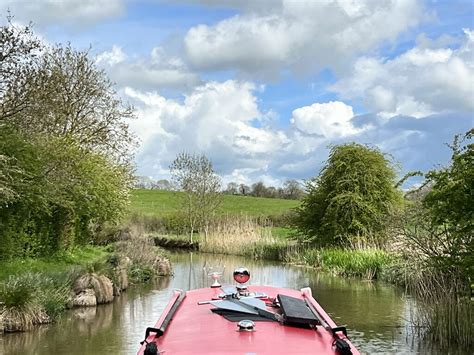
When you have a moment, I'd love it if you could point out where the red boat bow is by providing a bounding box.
[138,284,359,355]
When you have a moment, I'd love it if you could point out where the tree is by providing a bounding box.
[224,182,239,195]
[0,21,135,258]
[154,179,172,190]
[9,44,136,160]
[0,16,41,121]
[294,143,402,247]
[421,129,473,278]
[282,179,304,200]
[239,183,250,196]
[251,181,267,197]
[266,186,277,198]
[170,153,222,242]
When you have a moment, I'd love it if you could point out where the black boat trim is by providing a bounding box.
[140,289,185,345]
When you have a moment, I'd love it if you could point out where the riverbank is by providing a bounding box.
[0,228,171,333]
[142,211,395,281]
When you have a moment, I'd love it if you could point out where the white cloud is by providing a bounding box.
[124,80,289,180]
[0,0,124,27]
[96,45,127,66]
[290,101,361,138]
[96,46,202,92]
[124,78,472,185]
[124,78,375,183]
[333,29,474,117]
[184,0,424,77]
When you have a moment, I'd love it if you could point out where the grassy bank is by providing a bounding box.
[0,246,108,281]
[130,189,300,217]
[0,228,171,332]
[0,247,106,331]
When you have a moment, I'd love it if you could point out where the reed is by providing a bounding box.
[199,215,287,259]
[402,264,473,348]
[113,223,172,281]
[0,272,70,331]
[285,247,394,280]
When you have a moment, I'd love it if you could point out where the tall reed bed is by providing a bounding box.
[199,215,287,259]
[285,247,394,280]
[402,264,473,348]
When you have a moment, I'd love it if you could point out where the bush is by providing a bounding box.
[294,143,403,247]
[0,275,35,308]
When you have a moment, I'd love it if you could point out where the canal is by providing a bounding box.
[0,251,463,354]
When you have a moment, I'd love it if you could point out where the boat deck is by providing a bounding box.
[138,285,358,354]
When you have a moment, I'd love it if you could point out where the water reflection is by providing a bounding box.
[0,252,467,354]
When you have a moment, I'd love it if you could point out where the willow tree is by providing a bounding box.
[294,143,403,248]
[170,153,222,243]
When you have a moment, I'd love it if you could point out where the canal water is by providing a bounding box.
[0,251,462,354]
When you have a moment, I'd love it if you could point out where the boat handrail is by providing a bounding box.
[140,289,185,345]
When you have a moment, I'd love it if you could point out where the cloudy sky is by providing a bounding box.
[3,0,473,186]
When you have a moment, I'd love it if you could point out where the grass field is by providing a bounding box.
[129,189,300,217]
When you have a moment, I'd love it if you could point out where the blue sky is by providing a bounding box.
[2,0,473,187]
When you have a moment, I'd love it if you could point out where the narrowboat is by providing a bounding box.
[138,267,359,354]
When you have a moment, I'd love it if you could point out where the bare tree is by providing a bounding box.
[283,179,304,199]
[224,182,238,195]
[239,183,250,196]
[170,152,222,243]
[251,181,267,197]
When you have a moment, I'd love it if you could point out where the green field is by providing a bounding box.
[129,189,300,217]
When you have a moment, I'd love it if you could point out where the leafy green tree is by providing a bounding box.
[395,130,473,348]
[294,143,403,247]
[7,44,136,160]
[0,21,135,259]
[422,129,473,278]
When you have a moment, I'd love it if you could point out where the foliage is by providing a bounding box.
[0,21,135,259]
[396,129,473,281]
[0,15,42,121]
[113,222,172,281]
[392,129,473,348]
[286,248,395,280]
[0,275,35,308]
[13,44,136,160]
[0,272,74,330]
[422,129,473,279]
[223,179,304,199]
[0,128,133,258]
[294,143,403,247]
[170,152,222,242]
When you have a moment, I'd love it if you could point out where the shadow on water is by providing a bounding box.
[0,251,468,354]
